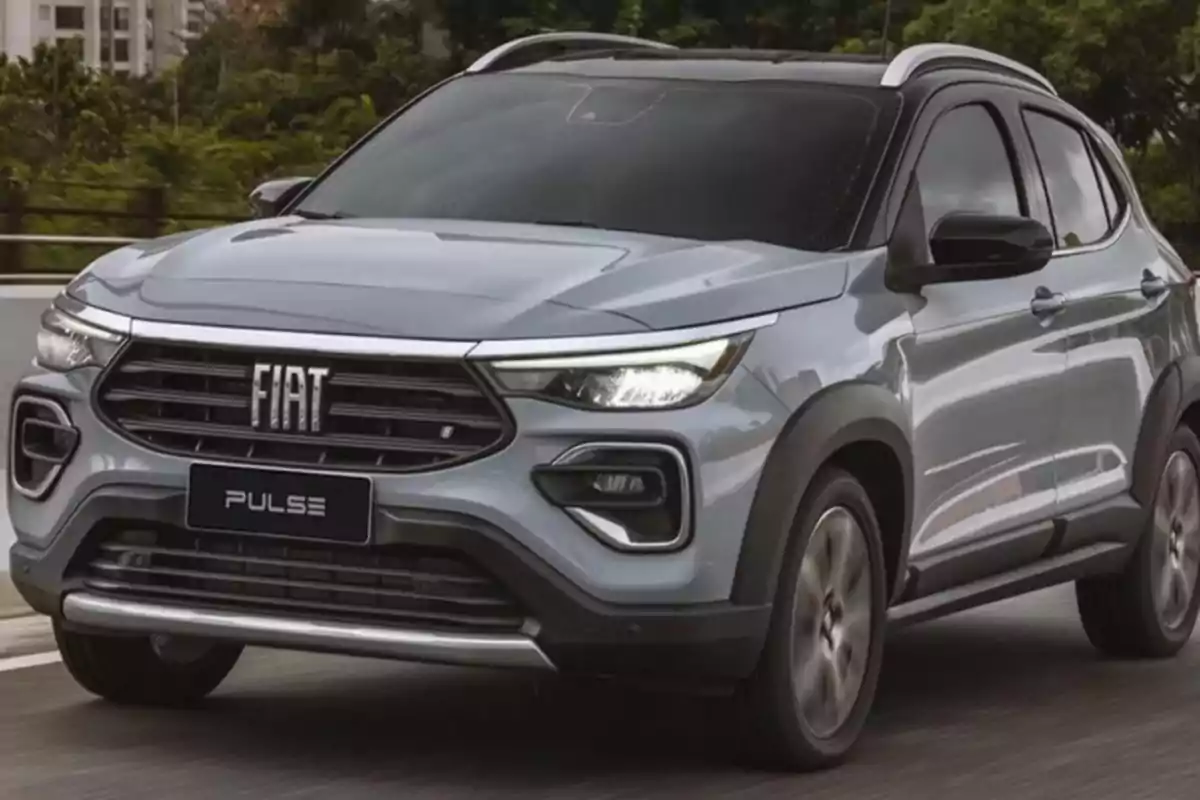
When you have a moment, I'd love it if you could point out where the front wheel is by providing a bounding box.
[54,622,243,707]
[1076,425,1200,659]
[740,467,887,771]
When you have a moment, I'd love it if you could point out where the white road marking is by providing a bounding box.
[0,650,60,674]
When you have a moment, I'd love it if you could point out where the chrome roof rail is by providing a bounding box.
[881,43,1057,96]
[466,32,676,74]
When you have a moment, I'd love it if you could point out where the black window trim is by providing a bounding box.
[1018,102,1131,259]
[909,99,1031,234]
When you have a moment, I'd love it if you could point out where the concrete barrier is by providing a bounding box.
[1,283,62,618]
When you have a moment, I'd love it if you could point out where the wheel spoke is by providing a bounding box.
[1171,454,1192,519]
[793,643,824,702]
[791,506,873,740]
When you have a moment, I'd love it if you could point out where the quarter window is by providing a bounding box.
[915,104,1022,239]
[1023,110,1113,249]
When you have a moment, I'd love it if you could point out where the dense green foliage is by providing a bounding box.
[2,0,1199,270]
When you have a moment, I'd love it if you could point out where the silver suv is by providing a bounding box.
[9,34,1200,771]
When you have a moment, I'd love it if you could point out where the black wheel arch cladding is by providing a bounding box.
[730,381,914,608]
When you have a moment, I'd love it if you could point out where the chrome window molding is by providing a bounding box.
[466,32,676,74]
[882,43,1057,97]
[1050,202,1132,260]
[9,395,74,501]
[45,298,779,361]
[551,441,693,553]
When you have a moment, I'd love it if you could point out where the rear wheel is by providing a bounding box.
[1076,425,1200,658]
[54,622,242,706]
[740,467,887,771]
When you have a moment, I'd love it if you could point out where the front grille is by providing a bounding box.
[95,341,512,472]
[79,528,528,633]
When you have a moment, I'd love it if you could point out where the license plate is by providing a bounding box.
[186,464,373,544]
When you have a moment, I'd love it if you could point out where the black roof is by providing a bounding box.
[508,48,893,88]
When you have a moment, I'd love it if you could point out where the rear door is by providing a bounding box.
[901,88,1068,586]
[1018,104,1183,547]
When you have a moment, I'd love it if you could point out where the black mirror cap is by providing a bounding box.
[249,177,314,218]
[921,212,1055,286]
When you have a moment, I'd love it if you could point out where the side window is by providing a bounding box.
[1089,139,1127,229]
[915,104,1022,238]
[1023,110,1112,249]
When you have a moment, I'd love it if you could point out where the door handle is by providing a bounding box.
[1030,287,1067,317]
[1141,270,1169,299]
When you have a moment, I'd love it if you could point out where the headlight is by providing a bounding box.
[486,334,752,410]
[35,307,125,372]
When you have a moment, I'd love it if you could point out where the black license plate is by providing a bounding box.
[186,464,373,544]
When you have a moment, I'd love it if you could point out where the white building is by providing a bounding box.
[0,0,217,76]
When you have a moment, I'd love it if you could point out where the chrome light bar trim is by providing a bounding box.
[63,593,556,671]
[49,300,779,361]
[467,31,676,74]
[9,395,74,501]
[53,294,133,336]
[466,313,779,360]
[129,319,478,359]
[882,43,1057,96]
[552,441,693,553]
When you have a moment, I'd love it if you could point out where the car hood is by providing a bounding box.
[67,217,849,340]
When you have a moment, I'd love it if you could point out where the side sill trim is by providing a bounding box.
[62,592,556,672]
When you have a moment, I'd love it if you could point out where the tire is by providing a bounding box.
[54,622,243,707]
[1076,424,1200,659]
[739,466,888,772]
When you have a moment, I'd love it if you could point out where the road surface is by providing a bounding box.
[2,587,1198,799]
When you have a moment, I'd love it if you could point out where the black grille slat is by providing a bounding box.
[119,359,248,379]
[328,402,504,430]
[88,562,514,607]
[80,529,528,633]
[104,388,250,409]
[95,542,492,587]
[116,418,480,455]
[96,342,512,472]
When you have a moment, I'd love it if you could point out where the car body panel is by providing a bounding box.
[9,47,1200,688]
[67,218,849,339]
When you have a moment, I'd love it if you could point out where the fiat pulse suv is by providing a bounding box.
[10,34,1200,770]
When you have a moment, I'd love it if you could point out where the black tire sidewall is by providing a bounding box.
[750,467,888,766]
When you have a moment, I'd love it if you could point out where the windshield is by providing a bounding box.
[295,73,896,252]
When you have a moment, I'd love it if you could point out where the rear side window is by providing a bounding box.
[915,104,1022,238]
[1023,110,1116,249]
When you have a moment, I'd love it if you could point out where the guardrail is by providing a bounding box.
[0,232,142,285]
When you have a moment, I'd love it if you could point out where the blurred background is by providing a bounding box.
[1,0,1199,276]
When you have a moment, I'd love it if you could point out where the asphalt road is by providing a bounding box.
[2,586,1199,799]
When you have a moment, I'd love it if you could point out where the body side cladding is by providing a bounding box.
[730,381,914,609]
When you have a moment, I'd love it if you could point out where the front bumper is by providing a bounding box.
[7,328,787,681]
[10,487,771,680]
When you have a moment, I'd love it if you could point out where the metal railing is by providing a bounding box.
[0,232,142,285]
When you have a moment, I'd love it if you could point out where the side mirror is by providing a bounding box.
[911,212,1055,288]
[249,177,313,218]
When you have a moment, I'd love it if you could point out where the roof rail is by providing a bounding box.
[466,32,676,74]
[880,43,1057,96]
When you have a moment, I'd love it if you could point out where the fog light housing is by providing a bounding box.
[533,442,691,552]
[10,395,78,501]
